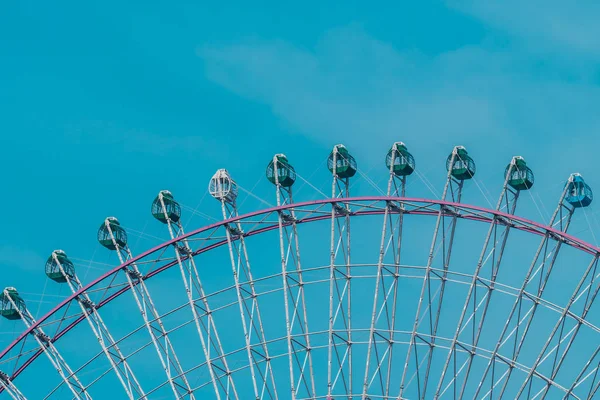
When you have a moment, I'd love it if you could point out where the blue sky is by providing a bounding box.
[1,1,600,398]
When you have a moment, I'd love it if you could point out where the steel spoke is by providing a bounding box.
[209,169,279,400]
[362,142,414,399]
[400,145,473,398]
[0,372,26,400]
[47,250,146,399]
[434,156,530,398]
[474,174,586,399]
[154,191,239,400]
[326,144,356,398]
[268,154,316,399]
[1,288,92,399]
[99,217,194,399]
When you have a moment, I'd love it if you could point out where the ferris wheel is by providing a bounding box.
[0,143,598,399]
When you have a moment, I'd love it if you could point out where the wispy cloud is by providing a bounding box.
[198,24,600,170]
[448,0,600,57]
[199,28,509,156]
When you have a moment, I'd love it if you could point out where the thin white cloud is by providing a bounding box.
[199,27,514,159]
[447,0,600,57]
[198,25,600,168]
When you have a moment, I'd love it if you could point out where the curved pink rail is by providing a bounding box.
[1,196,598,385]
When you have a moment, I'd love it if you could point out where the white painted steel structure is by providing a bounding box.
[0,144,598,400]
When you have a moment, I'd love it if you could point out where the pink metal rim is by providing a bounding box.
[1,196,598,385]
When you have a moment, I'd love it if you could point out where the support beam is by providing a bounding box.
[153,191,238,400]
[209,169,279,400]
[400,145,474,399]
[1,288,92,399]
[474,173,587,399]
[434,156,532,398]
[0,371,27,400]
[563,345,600,399]
[46,250,146,400]
[98,217,194,399]
[524,255,599,399]
[326,144,357,398]
[362,142,414,399]
[268,154,316,400]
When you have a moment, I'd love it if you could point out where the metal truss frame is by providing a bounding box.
[0,197,598,399]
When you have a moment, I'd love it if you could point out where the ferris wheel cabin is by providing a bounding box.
[446,146,476,180]
[505,156,535,190]
[0,288,26,321]
[386,142,415,176]
[98,217,128,250]
[45,250,76,283]
[328,144,357,179]
[565,174,593,208]
[151,190,182,224]
[209,169,238,203]
[266,154,296,187]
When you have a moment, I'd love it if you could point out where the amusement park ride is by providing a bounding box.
[0,144,597,399]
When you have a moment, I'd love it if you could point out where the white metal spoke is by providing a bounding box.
[155,191,238,400]
[362,207,404,398]
[495,220,577,395]
[434,156,528,398]
[550,306,600,399]
[2,289,92,399]
[326,144,355,398]
[102,218,194,399]
[0,187,598,400]
[363,142,413,399]
[210,169,279,400]
[473,176,579,399]
[49,251,146,400]
[563,345,600,399]
[269,155,316,400]
[400,146,471,399]
[521,256,600,399]
[0,372,26,400]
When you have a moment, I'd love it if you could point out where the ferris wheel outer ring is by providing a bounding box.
[1,195,598,389]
